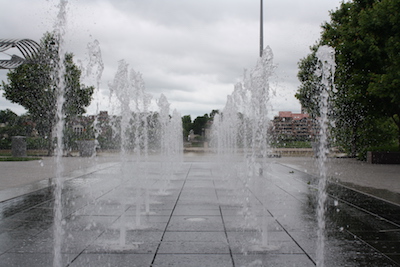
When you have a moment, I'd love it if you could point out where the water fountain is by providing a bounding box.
[47,0,184,252]
[52,1,68,266]
[81,39,104,157]
[213,44,337,261]
[13,0,339,262]
[0,0,277,264]
[212,46,278,251]
[315,45,336,267]
[108,59,154,248]
[156,94,183,196]
[4,0,386,266]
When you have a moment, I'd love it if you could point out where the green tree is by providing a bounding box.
[296,46,320,118]
[0,110,36,149]
[0,109,19,125]
[209,109,219,119]
[1,32,94,154]
[181,115,192,141]
[192,114,209,136]
[0,109,19,149]
[296,0,400,157]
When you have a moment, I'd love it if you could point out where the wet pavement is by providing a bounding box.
[0,154,399,266]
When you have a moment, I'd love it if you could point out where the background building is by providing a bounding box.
[271,111,318,141]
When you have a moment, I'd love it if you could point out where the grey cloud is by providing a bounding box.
[0,0,342,118]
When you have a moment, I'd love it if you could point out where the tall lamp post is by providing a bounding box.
[259,0,264,57]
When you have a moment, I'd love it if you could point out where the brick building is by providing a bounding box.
[271,111,318,141]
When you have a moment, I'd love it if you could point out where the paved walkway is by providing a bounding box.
[273,156,400,205]
[0,154,399,266]
[0,154,120,202]
[2,154,399,205]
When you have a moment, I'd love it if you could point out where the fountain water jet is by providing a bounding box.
[107,60,183,250]
[155,95,183,196]
[52,1,68,266]
[83,39,104,157]
[108,60,153,249]
[315,45,336,267]
[212,46,279,251]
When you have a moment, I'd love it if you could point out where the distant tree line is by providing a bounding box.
[0,109,163,152]
[0,109,47,150]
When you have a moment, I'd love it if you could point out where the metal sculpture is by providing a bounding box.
[0,39,40,69]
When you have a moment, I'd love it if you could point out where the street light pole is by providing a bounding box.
[260,0,264,57]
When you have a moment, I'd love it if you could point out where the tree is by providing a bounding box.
[209,109,219,119]
[1,32,94,154]
[192,114,209,136]
[0,109,19,126]
[296,0,400,157]
[0,110,37,149]
[181,115,192,140]
[0,109,20,149]
[296,45,320,118]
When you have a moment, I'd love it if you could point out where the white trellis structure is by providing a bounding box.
[0,39,40,69]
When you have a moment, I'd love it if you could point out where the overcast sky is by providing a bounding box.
[0,0,343,118]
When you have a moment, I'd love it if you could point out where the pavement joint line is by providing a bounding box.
[270,181,306,205]
[149,163,192,267]
[330,180,400,208]
[66,216,120,267]
[328,193,400,229]
[273,216,317,265]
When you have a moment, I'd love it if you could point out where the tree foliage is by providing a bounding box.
[192,114,209,135]
[182,110,219,141]
[296,0,400,157]
[181,115,192,140]
[1,32,94,153]
[296,45,320,117]
[0,109,36,149]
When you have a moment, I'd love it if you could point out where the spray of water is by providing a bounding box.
[157,94,174,194]
[315,45,336,267]
[52,1,68,266]
[109,60,133,247]
[85,40,104,155]
[108,60,156,248]
[212,46,276,250]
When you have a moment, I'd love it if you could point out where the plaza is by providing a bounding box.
[0,153,399,266]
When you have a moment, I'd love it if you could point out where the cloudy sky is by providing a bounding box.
[0,0,343,118]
